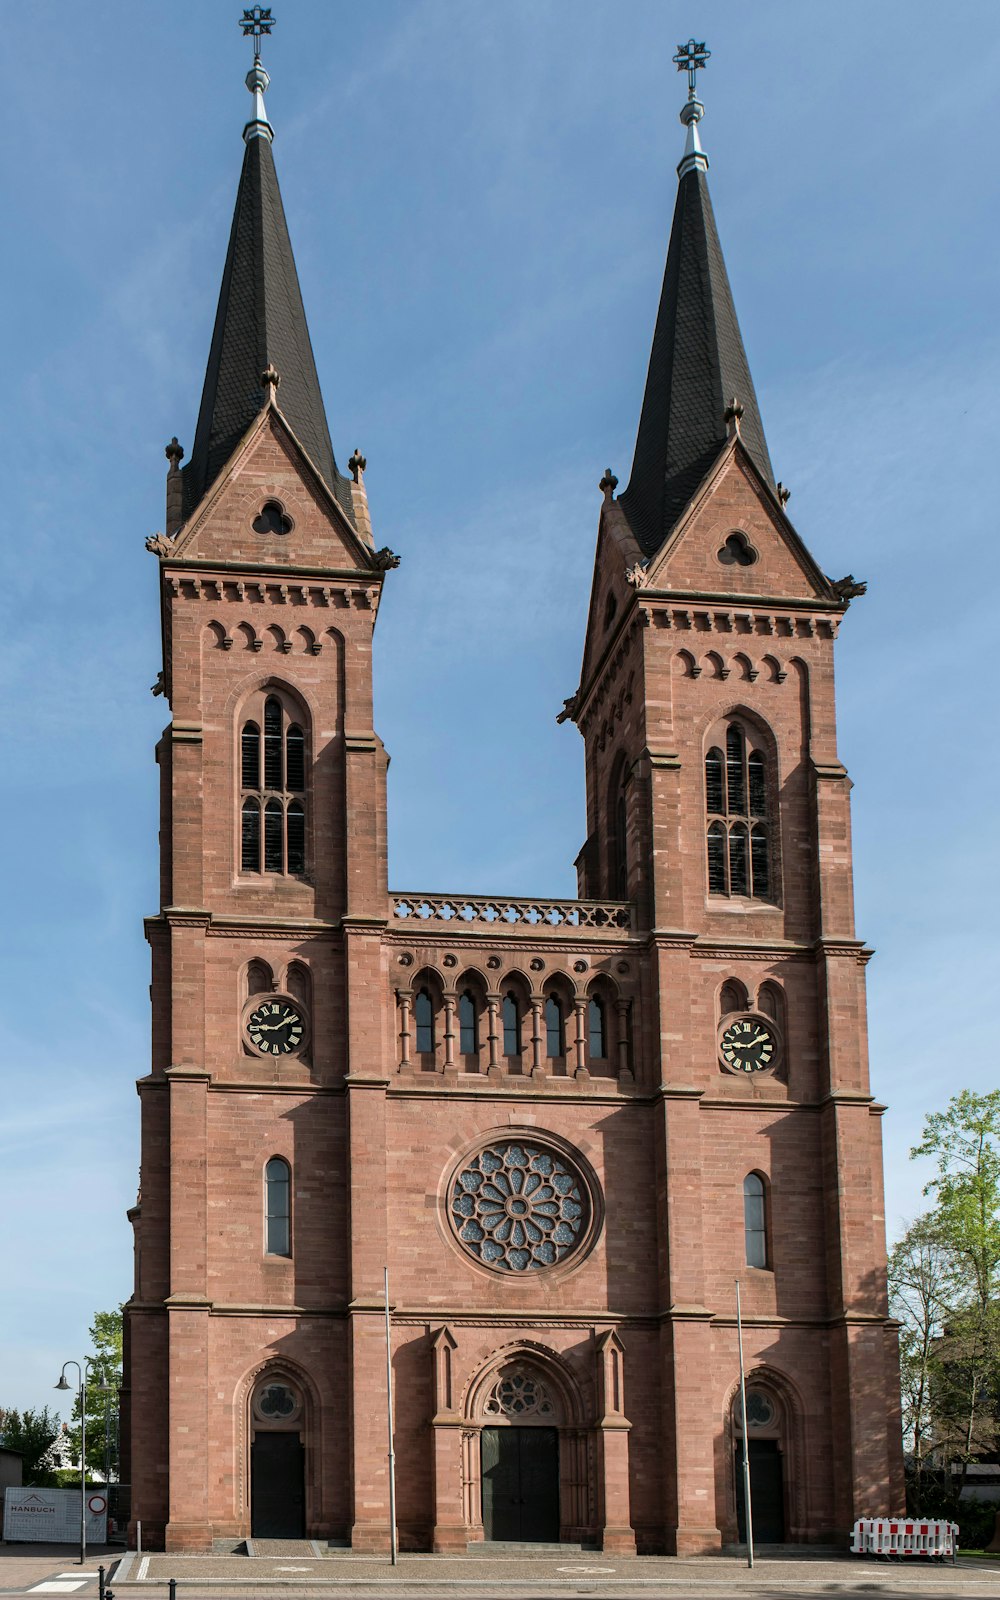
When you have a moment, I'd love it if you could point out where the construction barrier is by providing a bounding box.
[851,1517,958,1560]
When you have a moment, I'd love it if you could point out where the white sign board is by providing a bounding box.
[3,1487,107,1543]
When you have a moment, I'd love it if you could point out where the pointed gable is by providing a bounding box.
[182,90,354,526]
[618,121,774,558]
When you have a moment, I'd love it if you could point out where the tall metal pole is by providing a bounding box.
[735,1280,754,1569]
[81,1371,88,1568]
[384,1267,398,1566]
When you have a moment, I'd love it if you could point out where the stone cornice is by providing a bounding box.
[162,557,381,584]
[388,1081,640,1105]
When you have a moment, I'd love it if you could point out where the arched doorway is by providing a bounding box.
[732,1385,786,1544]
[250,1376,305,1539]
[481,1369,560,1543]
[466,1354,589,1546]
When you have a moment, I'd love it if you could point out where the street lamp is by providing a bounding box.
[55,1360,111,1566]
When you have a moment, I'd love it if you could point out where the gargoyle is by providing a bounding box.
[151,671,165,697]
[625,561,648,589]
[145,532,176,557]
[372,547,400,571]
[556,693,579,726]
[830,574,867,602]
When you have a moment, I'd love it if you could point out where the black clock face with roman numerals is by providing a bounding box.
[720,1017,776,1074]
[246,1000,304,1056]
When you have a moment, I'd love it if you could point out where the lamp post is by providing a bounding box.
[55,1360,111,1566]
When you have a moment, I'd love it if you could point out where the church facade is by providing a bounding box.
[122,45,904,1555]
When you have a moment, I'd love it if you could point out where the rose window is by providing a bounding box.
[450,1141,588,1271]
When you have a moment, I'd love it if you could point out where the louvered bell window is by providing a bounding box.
[704,724,772,900]
[239,696,308,877]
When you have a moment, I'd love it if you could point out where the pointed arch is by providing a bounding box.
[703,708,780,904]
[237,682,312,881]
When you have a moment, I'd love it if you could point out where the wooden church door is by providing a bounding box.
[481,1427,559,1542]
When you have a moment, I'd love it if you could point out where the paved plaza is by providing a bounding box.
[3,1545,1000,1600]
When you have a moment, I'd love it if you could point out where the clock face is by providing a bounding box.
[246,999,305,1057]
[720,1017,776,1074]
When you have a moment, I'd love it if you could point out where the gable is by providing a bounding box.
[172,409,372,574]
[644,449,832,603]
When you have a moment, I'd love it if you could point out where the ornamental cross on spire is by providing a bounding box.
[673,37,710,98]
[240,5,275,62]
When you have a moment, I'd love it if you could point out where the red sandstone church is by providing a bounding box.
[122,33,904,1555]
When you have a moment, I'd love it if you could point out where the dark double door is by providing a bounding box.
[251,1432,305,1538]
[481,1426,560,1543]
[734,1439,785,1543]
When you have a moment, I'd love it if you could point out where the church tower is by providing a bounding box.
[123,32,903,1556]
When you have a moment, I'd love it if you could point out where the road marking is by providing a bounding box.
[275,1566,312,1572]
[556,1567,615,1574]
[137,1556,150,1580]
[30,1584,87,1594]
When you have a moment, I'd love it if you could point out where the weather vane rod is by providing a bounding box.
[672,37,710,100]
[240,5,275,64]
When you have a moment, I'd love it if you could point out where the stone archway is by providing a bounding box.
[722,1370,808,1544]
[235,1361,321,1542]
[463,1348,591,1548]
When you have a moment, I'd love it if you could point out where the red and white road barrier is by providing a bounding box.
[851,1517,959,1559]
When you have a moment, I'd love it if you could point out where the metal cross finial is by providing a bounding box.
[673,38,710,98]
[240,6,275,62]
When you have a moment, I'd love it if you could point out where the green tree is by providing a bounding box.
[888,1219,950,1513]
[0,1406,61,1485]
[894,1089,1000,1510]
[64,1308,123,1481]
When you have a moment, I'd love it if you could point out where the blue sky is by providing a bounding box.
[2,0,998,1417]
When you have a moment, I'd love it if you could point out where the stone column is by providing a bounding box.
[443,995,457,1076]
[573,999,589,1079]
[530,998,546,1079]
[486,997,501,1077]
[396,988,412,1074]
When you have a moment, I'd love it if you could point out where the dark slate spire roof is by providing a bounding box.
[182,69,352,520]
[618,102,775,557]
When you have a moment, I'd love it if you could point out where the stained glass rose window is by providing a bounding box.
[449,1141,589,1271]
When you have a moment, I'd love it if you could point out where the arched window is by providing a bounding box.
[545,996,565,1058]
[705,722,771,900]
[502,992,520,1058]
[241,799,261,873]
[265,1157,291,1257]
[743,1173,768,1268]
[241,722,260,790]
[588,997,606,1060]
[459,990,478,1055]
[240,693,309,878]
[415,988,435,1054]
[264,800,284,873]
[720,979,747,1015]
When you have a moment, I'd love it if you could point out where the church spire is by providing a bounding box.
[182,11,351,520]
[618,41,775,557]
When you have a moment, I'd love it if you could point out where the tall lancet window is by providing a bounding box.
[705,723,772,900]
[240,693,308,876]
